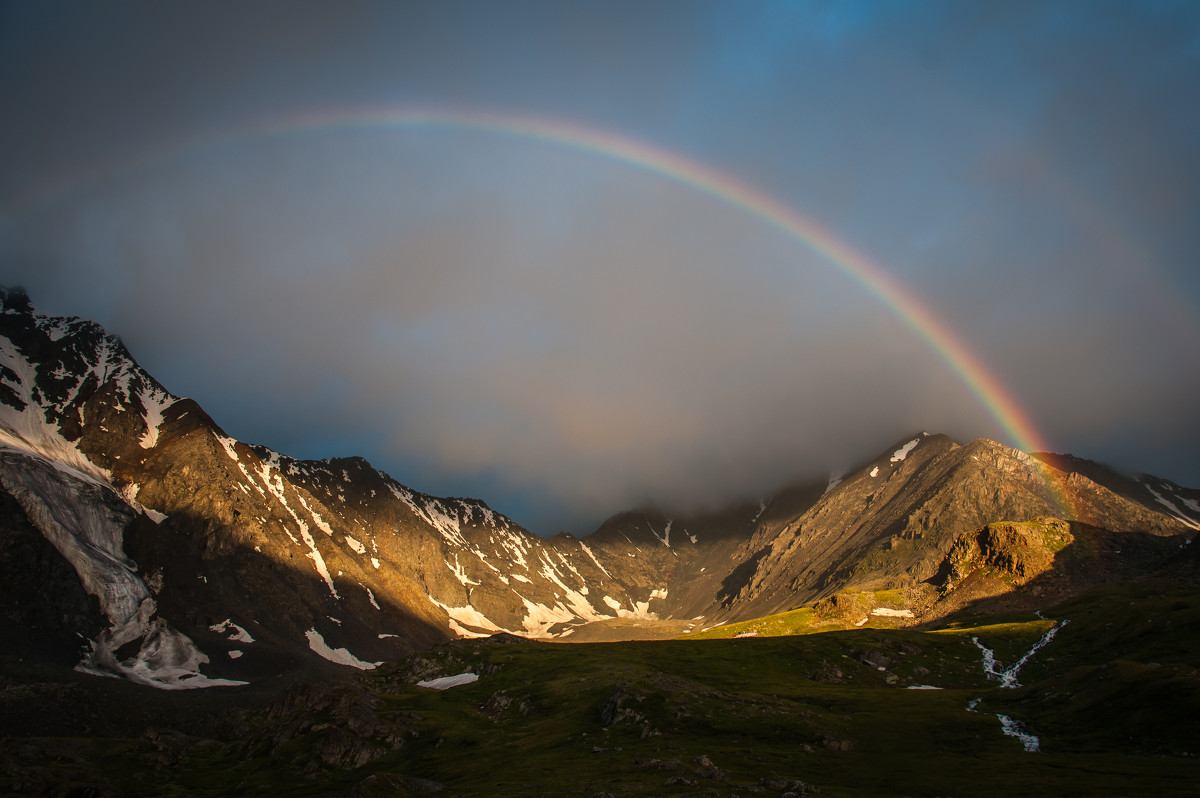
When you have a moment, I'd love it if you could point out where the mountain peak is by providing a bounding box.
[0,285,32,314]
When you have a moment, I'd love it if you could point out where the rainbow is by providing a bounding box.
[6,106,1074,514]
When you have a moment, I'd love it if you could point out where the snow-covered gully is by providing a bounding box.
[967,619,1069,752]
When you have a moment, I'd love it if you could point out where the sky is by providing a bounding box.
[1,0,1198,535]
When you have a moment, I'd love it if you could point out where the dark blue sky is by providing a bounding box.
[2,1,1198,534]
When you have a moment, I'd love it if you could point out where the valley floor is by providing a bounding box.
[3,580,1199,797]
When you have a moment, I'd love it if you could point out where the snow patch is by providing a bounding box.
[117,482,167,524]
[871,607,914,618]
[598,593,659,621]
[578,541,611,578]
[304,629,377,670]
[534,553,604,622]
[215,434,240,463]
[891,438,920,463]
[385,482,468,546]
[429,597,506,635]
[137,386,175,449]
[517,594,577,636]
[295,492,335,537]
[648,518,672,547]
[1144,483,1200,529]
[447,619,493,638]
[143,507,167,524]
[446,553,480,586]
[615,600,657,620]
[209,619,254,643]
[258,461,338,597]
[417,673,478,690]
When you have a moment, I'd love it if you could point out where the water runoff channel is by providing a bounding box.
[965,615,1069,752]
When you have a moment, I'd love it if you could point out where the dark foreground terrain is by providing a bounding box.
[3,579,1198,797]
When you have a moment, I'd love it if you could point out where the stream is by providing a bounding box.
[967,619,1069,752]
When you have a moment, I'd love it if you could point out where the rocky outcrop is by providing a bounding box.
[917,517,1188,619]
[245,681,420,771]
[940,519,1066,589]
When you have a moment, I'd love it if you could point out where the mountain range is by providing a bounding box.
[1,284,1196,692]
[4,285,1200,796]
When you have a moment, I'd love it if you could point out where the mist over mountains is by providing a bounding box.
[0,286,1195,689]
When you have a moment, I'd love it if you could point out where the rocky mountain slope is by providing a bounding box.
[0,288,677,686]
[1,286,1196,688]
[696,432,1197,623]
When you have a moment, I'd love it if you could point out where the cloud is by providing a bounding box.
[1,130,992,530]
[2,1,1198,533]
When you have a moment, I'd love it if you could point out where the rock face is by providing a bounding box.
[920,517,1189,618]
[0,449,238,688]
[1,286,1196,686]
[0,482,106,664]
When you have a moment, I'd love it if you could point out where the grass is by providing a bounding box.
[933,617,1057,666]
[5,580,1198,796]
[681,589,916,640]
[680,606,826,639]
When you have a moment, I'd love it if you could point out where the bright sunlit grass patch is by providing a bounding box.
[681,588,921,640]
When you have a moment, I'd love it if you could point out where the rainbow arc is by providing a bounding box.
[5,106,1076,516]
